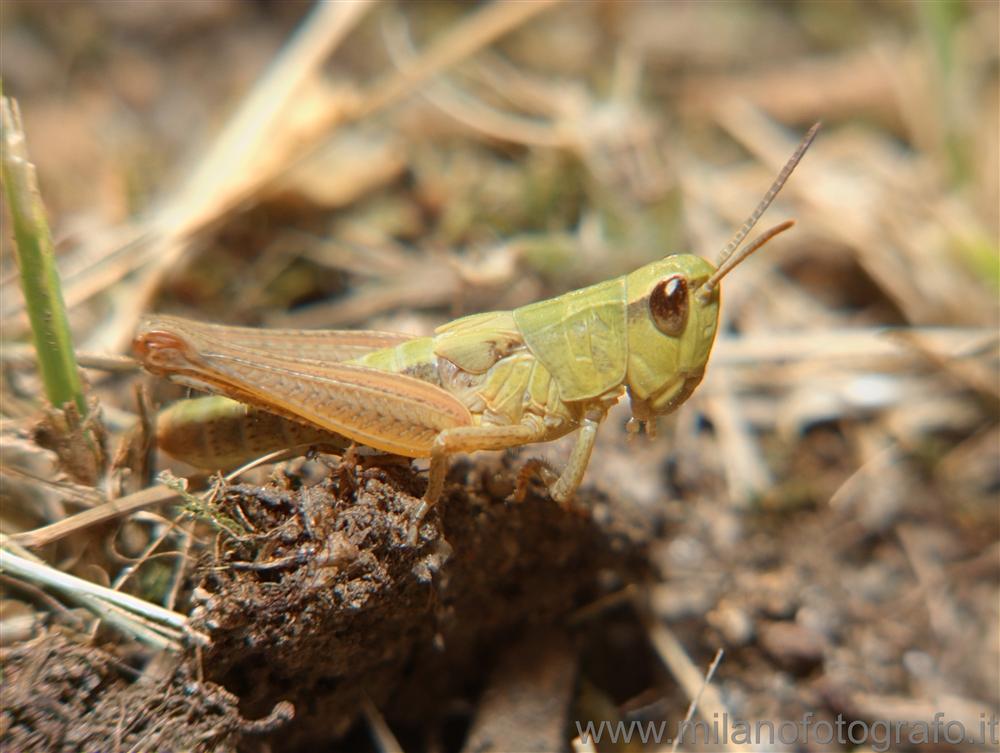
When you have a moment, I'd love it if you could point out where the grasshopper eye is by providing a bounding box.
[649,275,689,337]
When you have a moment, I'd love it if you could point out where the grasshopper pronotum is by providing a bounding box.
[135,124,819,541]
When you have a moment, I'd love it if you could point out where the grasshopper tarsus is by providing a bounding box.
[513,457,588,516]
[407,499,431,546]
[514,458,559,503]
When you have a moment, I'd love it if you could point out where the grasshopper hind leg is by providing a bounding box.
[408,421,550,544]
[408,413,603,544]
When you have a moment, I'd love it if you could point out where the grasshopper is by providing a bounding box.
[135,124,819,540]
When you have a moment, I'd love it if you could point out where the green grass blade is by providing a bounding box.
[1,94,87,414]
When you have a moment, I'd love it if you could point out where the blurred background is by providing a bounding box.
[1,2,997,752]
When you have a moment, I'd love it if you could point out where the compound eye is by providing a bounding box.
[649,275,689,337]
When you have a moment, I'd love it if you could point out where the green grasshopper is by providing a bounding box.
[135,124,819,540]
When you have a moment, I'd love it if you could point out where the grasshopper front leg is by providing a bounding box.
[548,410,602,504]
[515,409,602,508]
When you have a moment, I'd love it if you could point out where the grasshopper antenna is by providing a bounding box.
[699,122,820,301]
[699,219,795,299]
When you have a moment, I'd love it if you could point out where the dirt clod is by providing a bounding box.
[192,458,653,749]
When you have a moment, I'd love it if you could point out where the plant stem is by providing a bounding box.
[1,93,87,414]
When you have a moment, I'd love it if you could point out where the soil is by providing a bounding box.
[192,456,653,750]
[1,629,292,752]
[4,454,656,752]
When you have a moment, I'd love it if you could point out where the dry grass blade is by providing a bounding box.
[381,8,565,148]
[641,600,753,753]
[0,2,376,349]
[110,1,378,350]
[11,484,179,549]
[0,540,202,647]
[157,1,377,238]
[670,648,724,753]
[0,343,138,372]
[16,0,565,354]
[359,0,564,118]
[361,694,406,753]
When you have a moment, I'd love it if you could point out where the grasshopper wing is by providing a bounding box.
[135,317,472,458]
[140,314,412,363]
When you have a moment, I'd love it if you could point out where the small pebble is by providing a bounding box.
[707,603,755,645]
[758,620,826,673]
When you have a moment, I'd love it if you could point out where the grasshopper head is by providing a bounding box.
[623,254,719,429]
[622,122,819,434]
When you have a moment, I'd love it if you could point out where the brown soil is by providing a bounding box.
[191,457,652,749]
[1,629,292,751]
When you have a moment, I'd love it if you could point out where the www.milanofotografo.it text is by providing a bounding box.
[574,712,999,752]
